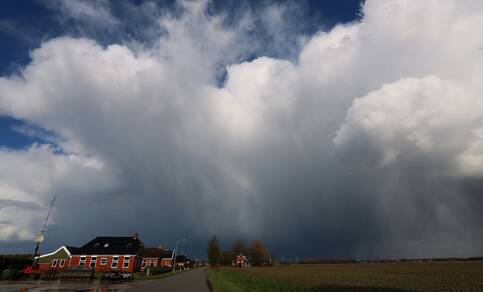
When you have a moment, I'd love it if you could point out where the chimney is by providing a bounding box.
[158,244,163,250]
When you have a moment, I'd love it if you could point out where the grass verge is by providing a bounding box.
[208,269,243,292]
[207,269,311,292]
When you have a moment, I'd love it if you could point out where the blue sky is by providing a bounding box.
[0,0,362,151]
[0,0,363,74]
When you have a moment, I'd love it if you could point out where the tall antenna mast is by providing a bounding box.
[33,195,56,267]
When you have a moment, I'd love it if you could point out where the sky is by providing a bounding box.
[0,0,483,260]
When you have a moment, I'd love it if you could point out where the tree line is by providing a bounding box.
[206,235,271,266]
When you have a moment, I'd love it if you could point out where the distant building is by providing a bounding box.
[175,254,191,269]
[233,254,249,267]
[160,249,175,267]
[141,247,164,270]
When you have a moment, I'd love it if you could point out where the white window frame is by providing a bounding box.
[79,256,86,266]
[59,259,65,267]
[90,256,97,268]
[111,256,119,268]
[100,258,108,265]
[51,259,57,267]
[142,259,146,268]
[122,256,130,269]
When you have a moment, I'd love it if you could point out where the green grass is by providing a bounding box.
[208,269,244,292]
[208,262,483,291]
[208,269,315,292]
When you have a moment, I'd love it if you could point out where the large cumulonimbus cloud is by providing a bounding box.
[1,0,483,258]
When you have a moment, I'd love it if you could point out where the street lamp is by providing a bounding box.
[172,238,187,272]
[32,196,56,268]
[32,233,44,267]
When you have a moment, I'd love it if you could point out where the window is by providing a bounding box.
[123,256,130,268]
[111,256,119,268]
[142,260,146,268]
[100,258,107,265]
[150,260,155,267]
[79,256,86,266]
[90,256,97,268]
[60,259,65,267]
[104,243,109,247]
[51,259,57,267]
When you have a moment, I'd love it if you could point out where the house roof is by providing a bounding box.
[162,249,174,259]
[65,246,80,254]
[72,236,144,255]
[37,246,72,263]
[142,247,164,258]
[175,254,190,262]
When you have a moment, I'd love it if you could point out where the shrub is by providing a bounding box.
[1,268,18,280]
[148,266,172,275]
[0,254,32,277]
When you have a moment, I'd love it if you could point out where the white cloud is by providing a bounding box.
[334,76,482,171]
[214,57,297,140]
[0,145,115,241]
[1,0,483,257]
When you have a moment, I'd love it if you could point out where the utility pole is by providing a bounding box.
[33,196,56,267]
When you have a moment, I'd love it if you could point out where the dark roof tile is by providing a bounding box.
[142,247,164,258]
[162,249,174,259]
[72,236,143,255]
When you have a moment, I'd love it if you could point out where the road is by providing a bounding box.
[126,268,210,292]
[0,268,210,291]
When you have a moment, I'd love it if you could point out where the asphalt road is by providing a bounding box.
[126,268,210,292]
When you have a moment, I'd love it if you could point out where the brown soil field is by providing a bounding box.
[218,261,483,291]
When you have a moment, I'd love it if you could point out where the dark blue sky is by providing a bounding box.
[0,0,362,150]
[0,0,362,74]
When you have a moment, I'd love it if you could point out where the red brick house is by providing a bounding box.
[36,234,144,273]
[141,247,164,270]
[160,249,175,267]
[36,234,180,274]
[141,248,175,268]
[68,235,144,273]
